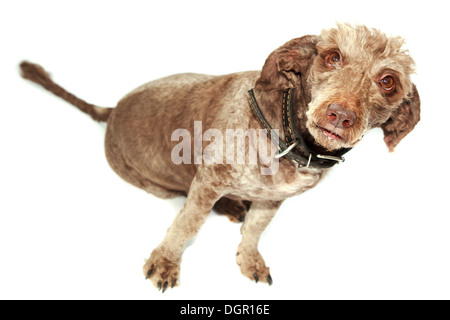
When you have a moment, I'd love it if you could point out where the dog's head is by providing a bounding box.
[256,24,420,152]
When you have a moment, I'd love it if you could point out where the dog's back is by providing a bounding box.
[105,71,259,197]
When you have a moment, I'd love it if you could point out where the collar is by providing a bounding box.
[247,88,352,169]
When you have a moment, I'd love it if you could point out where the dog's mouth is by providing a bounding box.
[307,123,357,151]
[315,124,343,141]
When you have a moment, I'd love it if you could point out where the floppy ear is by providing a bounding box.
[381,84,421,152]
[255,35,319,91]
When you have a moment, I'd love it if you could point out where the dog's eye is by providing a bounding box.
[379,76,395,91]
[326,52,342,67]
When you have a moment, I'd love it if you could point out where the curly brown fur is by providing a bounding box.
[20,23,420,291]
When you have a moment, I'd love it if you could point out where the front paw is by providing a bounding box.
[236,246,272,285]
[143,248,180,292]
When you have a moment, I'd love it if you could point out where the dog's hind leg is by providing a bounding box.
[213,197,251,223]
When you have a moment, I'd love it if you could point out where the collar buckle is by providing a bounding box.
[274,140,299,159]
[275,141,314,168]
[316,154,345,163]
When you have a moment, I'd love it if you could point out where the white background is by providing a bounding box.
[1,0,449,300]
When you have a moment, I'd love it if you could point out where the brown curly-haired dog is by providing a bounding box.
[20,23,420,291]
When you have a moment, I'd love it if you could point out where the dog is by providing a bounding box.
[20,23,420,292]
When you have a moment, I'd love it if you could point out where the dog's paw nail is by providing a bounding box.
[145,269,153,280]
[158,281,162,291]
[171,279,177,288]
[162,281,168,293]
[253,273,259,283]
[267,274,273,286]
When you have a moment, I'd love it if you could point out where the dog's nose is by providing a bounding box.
[327,104,356,128]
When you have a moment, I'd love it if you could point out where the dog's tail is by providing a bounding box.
[19,61,112,122]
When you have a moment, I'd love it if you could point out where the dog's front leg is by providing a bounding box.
[236,200,282,285]
[143,174,221,292]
